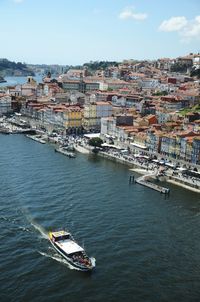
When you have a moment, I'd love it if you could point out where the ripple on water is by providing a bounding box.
[1,135,200,302]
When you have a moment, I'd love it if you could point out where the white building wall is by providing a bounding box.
[0,96,12,116]
[99,82,108,91]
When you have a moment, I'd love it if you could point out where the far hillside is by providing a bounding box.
[0,58,35,77]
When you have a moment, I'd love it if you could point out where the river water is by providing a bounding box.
[0,75,43,87]
[0,135,200,302]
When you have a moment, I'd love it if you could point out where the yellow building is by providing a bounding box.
[64,106,83,133]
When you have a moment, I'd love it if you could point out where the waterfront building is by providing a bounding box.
[0,95,12,116]
[83,101,112,131]
[175,135,181,159]
[180,137,188,161]
[101,113,134,140]
[191,137,200,164]
[131,129,147,146]
[42,104,83,134]
[83,102,97,131]
[146,130,163,154]
[63,106,83,134]
[161,134,185,159]
[130,131,148,153]
[160,134,173,157]
[160,131,200,161]
[185,137,193,162]
[101,117,116,139]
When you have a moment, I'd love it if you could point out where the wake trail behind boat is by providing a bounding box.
[19,208,49,239]
[18,226,31,232]
[30,221,48,240]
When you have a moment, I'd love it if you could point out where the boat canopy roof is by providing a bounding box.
[58,240,84,255]
[52,230,70,238]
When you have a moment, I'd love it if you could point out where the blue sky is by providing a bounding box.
[0,0,200,65]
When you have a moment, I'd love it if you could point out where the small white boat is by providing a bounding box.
[55,147,76,158]
[26,134,46,144]
[49,230,95,272]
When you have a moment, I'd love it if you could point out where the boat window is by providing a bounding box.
[54,234,70,241]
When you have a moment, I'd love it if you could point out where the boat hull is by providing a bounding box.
[49,240,93,272]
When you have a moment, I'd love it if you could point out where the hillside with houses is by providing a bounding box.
[0,53,200,165]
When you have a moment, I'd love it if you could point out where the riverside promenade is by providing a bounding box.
[74,144,90,154]
[73,142,200,194]
[135,173,170,194]
[13,121,199,195]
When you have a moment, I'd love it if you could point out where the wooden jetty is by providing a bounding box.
[135,174,170,194]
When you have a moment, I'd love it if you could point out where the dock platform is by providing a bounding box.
[135,174,170,194]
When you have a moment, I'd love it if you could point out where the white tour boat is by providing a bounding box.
[49,230,95,271]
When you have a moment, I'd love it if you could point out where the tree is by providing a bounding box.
[152,91,168,96]
[107,87,113,91]
[171,63,188,73]
[88,137,103,149]
[190,68,200,79]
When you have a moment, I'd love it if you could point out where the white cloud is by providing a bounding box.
[181,16,200,39]
[159,16,187,32]
[159,15,200,42]
[119,7,147,21]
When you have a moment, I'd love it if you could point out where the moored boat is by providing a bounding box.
[26,134,46,144]
[55,147,76,158]
[49,230,95,271]
[0,128,11,134]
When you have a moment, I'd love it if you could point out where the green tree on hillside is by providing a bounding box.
[190,68,200,79]
[88,137,103,149]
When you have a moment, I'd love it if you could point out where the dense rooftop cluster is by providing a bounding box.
[0,53,200,164]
